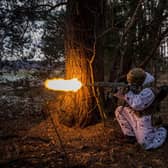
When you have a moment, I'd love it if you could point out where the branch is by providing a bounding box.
[121,0,144,43]
[34,2,67,12]
[89,16,107,125]
[116,27,168,81]
[115,0,144,78]
[97,0,144,40]
[114,0,144,57]
[140,27,168,68]
[96,26,119,39]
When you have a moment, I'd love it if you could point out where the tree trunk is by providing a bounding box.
[57,0,106,128]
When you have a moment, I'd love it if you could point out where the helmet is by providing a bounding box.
[127,68,146,86]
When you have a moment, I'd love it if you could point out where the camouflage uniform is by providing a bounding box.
[115,70,167,150]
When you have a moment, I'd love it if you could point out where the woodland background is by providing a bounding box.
[0,0,168,167]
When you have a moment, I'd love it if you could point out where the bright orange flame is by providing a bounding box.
[44,78,82,92]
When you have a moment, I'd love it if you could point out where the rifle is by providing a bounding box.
[87,82,132,95]
[88,81,168,92]
[87,82,128,88]
[87,82,168,100]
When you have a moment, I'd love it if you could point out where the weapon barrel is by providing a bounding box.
[86,82,128,87]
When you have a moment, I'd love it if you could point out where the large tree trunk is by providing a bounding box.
[57,0,106,128]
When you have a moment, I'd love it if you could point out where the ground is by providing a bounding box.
[0,85,168,168]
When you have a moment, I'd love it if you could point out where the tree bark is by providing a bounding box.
[57,0,106,128]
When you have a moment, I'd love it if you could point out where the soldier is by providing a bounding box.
[114,68,168,150]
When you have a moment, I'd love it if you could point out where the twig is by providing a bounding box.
[0,134,20,140]
[0,156,44,166]
[22,136,51,143]
[89,15,107,125]
[44,102,70,168]
[140,27,168,68]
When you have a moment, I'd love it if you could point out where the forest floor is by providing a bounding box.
[0,85,168,168]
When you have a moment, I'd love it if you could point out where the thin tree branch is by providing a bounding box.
[120,0,144,44]
[89,15,107,125]
[97,0,144,40]
[96,26,119,39]
[140,27,168,68]
[34,2,67,12]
